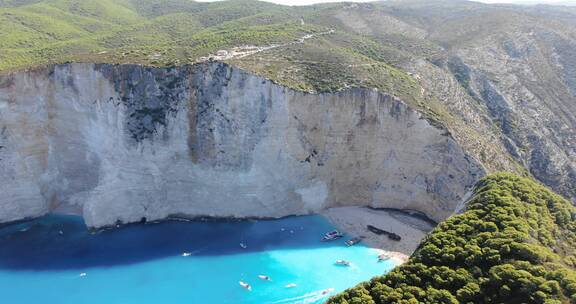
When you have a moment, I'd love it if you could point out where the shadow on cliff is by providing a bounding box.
[0,214,348,271]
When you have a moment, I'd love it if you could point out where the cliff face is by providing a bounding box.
[0,62,483,227]
[376,1,576,204]
[449,30,576,203]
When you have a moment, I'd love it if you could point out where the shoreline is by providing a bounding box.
[321,206,435,264]
[372,248,410,264]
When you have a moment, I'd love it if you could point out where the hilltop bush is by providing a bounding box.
[328,173,576,304]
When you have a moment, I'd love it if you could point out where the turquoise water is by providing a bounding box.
[0,215,398,304]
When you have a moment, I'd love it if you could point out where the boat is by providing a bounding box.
[334,259,351,266]
[345,237,363,247]
[367,225,385,235]
[258,275,272,281]
[240,243,247,249]
[285,283,297,288]
[322,230,343,241]
[79,272,87,277]
[321,288,335,295]
[378,253,391,262]
[181,252,192,257]
[239,281,252,291]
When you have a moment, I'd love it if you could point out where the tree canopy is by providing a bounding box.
[328,173,576,304]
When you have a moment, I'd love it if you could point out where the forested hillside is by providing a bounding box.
[328,173,576,304]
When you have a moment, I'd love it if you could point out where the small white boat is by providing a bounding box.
[334,259,351,266]
[79,272,87,277]
[285,283,297,288]
[258,275,272,281]
[240,243,247,249]
[345,237,363,247]
[322,230,343,241]
[182,252,192,257]
[322,288,335,295]
[239,281,252,291]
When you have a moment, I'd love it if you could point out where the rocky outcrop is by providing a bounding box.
[447,28,576,202]
[371,0,576,203]
[0,62,483,227]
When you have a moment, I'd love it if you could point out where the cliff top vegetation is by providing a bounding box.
[328,173,576,304]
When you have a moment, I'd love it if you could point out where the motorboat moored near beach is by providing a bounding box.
[239,281,252,291]
[345,236,363,247]
[322,230,343,241]
[334,259,351,266]
[285,283,297,288]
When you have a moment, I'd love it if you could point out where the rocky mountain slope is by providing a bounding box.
[0,0,574,225]
[237,0,576,205]
[385,0,576,205]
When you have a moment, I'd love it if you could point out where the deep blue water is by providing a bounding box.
[0,215,398,304]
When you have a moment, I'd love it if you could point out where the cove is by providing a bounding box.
[0,214,399,304]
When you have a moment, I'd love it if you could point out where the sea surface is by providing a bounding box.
[0,215,398,304]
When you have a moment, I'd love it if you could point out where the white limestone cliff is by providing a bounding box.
[0,62,484,227]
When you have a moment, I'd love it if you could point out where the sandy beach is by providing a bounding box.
[321,207,436,263]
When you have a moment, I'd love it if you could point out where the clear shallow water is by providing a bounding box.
[0,215,398,304]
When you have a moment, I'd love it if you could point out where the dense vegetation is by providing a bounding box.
[0,0,309,70]
[0,0,429,101]
[328,173,576,304]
